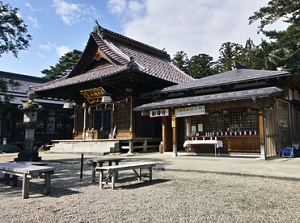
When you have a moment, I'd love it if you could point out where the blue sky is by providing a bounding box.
[1,0,287,77]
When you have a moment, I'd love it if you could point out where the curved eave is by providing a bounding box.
[31,65,129,93]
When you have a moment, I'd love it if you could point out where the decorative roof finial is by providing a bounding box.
[127,57,139,70]
[93,20,104,37]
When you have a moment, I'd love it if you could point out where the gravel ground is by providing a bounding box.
[0,161,299,223]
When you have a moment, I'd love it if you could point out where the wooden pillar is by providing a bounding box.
[129,96,133,137]
[110,108,115,139]
[259,111,266,159]
[82,103,87,141]
[172,114,178,157]
[185,117,191,137]
[161,119,166,153]
[72,107,78,138]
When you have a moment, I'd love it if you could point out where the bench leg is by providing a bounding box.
[132,169,142,180]
[22,173,30,199]
[111,171,116,190]
[92,163,97,183]
[114,162,119,180]
[149,167,152,181]
[99,171,104,189]
[44,172,51,195]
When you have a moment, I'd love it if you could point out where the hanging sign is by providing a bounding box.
[80,87,106,104]
[150,109,169,118]
[171,114,176,127]
[175,105,205,117]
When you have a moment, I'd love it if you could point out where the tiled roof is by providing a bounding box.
[148,68,291,95]
[134,86,284,111]
[0,71,49,93]
[32,25,193,93]
[91,28,193,84]
[0,71,63,106]
[31,64,129,92]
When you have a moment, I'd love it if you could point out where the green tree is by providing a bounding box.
[234,38,277,70]
[0,1,32,57]
[249,0,300,76]
[0,1,28,109]
[249,0,299,33]
[186,54,217,79]
[171,51,188,73]
[217,42,244,72]
[42,50,82,79]
[0,78,20,111]
[172,51,218,78]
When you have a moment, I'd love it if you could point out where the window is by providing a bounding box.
[277,100,289,130]
[190,107,259,136]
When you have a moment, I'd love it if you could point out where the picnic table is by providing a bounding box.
[0,161,54,199]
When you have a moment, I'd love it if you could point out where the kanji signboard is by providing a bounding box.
[150,109,169,118]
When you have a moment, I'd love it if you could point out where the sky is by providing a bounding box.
[1,0,288,77]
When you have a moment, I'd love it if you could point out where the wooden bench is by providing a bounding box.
[0,161,55,199]
[96,162,156,189]
[89,157,123,182]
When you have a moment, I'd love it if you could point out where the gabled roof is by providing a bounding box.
[144,68,291,96]
[31,24,193,96]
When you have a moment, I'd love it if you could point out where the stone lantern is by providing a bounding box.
[14,91,44,161]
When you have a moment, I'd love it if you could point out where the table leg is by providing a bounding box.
[44,172,51,195]
[80,154,84,179]
[22,173,30,199]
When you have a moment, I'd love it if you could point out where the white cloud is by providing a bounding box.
[114,0,288,60]
[25,3,34,11]
[37,53,45,58]
[16,12,23,19]
[27,16,39,27]
[56,45,71,57]
[39,42,56,52]
[52,0,98,25]
[39,42,71,57]
[107,0,127,14]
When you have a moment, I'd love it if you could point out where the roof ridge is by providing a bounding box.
[103,37,131,62]
[91,32,128,65]
[94,23,170,59]
[92,32,146,71]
